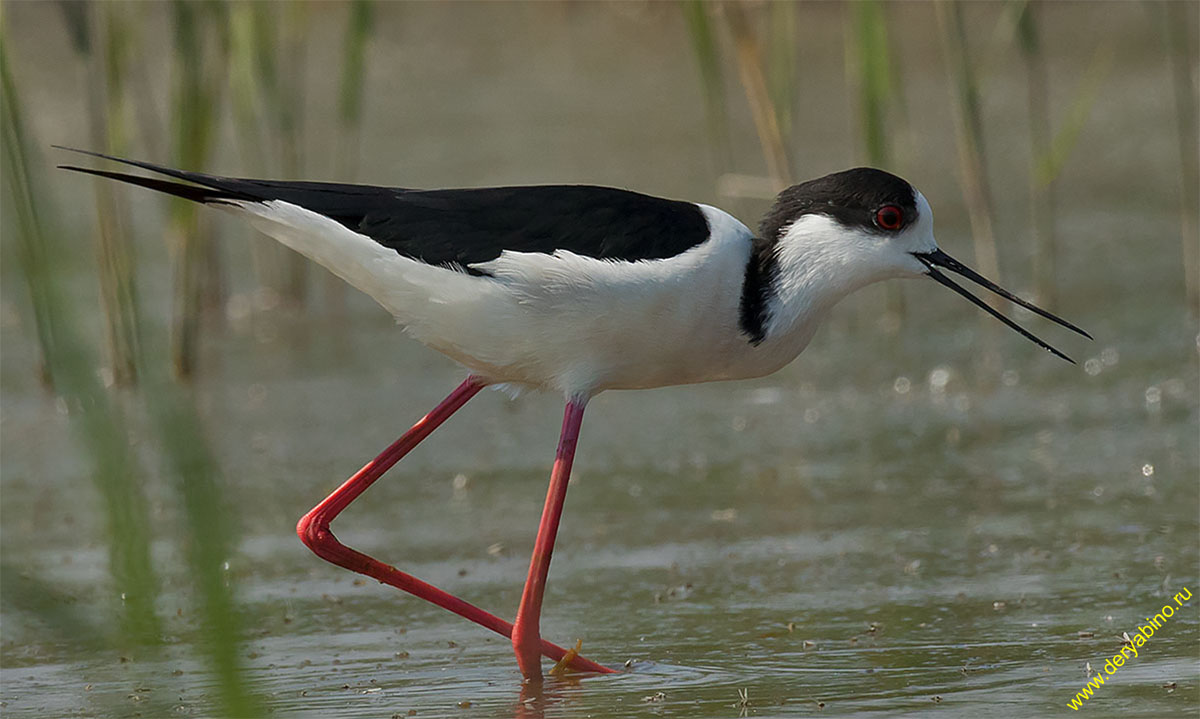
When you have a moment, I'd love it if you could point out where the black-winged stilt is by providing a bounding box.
[59,148,1089,681]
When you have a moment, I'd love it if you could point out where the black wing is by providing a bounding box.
[57,148,712,272]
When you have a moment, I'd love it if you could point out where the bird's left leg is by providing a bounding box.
[296,378,611,675]
[511,396,606,681]
[296,379,509,629]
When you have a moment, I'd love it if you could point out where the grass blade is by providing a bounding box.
[63,0,142,386]
[143,366,263,717]
[1016,0,1057,309]
[852,0,893,168]
[681,0,733,175]
[336,0,373,180]
[169,0,227,379]
[935,1,1003,314]
[279,1,310,307]
[850,0,907,328]
[767,0,797,143]
[722,2,792,188]
[229,3,289,300]
[3,21,161,647]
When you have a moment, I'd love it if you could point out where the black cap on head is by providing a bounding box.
[760,168,918,242]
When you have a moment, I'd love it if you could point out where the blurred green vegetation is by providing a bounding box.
[1,2,1196,717]
[849,0,908,325]
[3,4,261,714]
[61,0,143,386]
[1,2,383,714]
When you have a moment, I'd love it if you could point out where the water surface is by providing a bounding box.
[2,3,1197,717]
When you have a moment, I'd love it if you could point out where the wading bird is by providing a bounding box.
[59,148,1089,681]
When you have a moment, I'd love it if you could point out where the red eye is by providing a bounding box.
[875,205,903,231]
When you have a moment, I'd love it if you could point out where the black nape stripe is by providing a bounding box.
[738,237,778,345]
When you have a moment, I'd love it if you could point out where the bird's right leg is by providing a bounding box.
[295,377,609,673]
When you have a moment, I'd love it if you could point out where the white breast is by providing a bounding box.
[453,205,765,394]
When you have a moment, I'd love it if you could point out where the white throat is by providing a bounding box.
[763,214,907,342]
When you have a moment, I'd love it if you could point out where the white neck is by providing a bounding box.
[763,214,901,343]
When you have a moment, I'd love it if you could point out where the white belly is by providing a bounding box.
[432,236,763,393]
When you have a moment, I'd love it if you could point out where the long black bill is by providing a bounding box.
[913,249,1092,364]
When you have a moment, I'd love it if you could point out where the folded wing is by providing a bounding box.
[57,148,711,273]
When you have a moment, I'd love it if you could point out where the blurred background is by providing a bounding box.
[1,2,1196,717]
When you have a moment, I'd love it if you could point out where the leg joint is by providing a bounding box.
[296,511,334,554]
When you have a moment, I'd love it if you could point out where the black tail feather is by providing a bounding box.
[53,145,256,198]
[58,164,244,205]
[54,146,411,212]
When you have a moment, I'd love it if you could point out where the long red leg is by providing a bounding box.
[511,397,606,680]
[296,378,610,674]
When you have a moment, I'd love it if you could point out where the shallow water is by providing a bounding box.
[2,2,1198,718]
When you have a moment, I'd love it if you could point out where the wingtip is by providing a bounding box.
[52,145,116,162]
[57,164,106,176]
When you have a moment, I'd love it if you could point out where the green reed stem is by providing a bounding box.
[853,0,892,169]
[3,21,162,647]
[169,0,226,379]
[851,0,906,328]
[336,0,372,180]
[62,0,142,386]
[324,0,374,315]
[681,0,733,176]
[935,1,1003,311]
[280,1,310,307]
[1,36,55,383]
[1016,0,1056,309]
[767,1,797,144]
[229,3,289,300]
[723,1,792,187]
[1020,0,1112,310]
[143,362,262,717]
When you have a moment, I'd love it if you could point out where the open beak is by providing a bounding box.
[912,249,1092,364]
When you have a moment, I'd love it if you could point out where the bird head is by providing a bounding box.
[759,168,1090,361]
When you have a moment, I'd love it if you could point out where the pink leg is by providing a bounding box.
[296,378,610,674]
[511,397,600,681]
